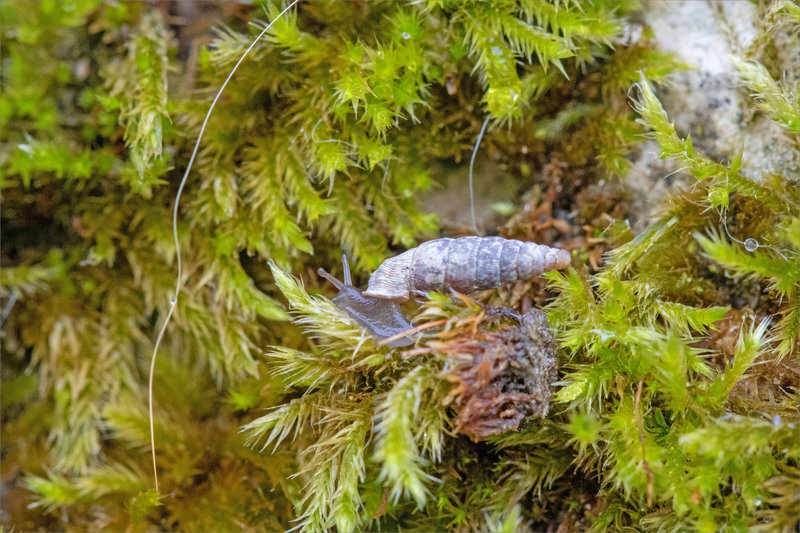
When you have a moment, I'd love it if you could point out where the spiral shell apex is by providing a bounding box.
[364,236,571,301]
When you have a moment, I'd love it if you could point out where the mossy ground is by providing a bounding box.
[1,1,797,532]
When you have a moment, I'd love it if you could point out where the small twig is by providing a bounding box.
[400,342,481,358]
[452,291,481,310]
[376,319,448,347]
[371,486,391,519]
[634,379,655,507]
[458,310,485,336]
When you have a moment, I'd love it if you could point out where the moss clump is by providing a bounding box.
[2,1,796,532]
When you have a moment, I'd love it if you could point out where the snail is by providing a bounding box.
[318,256,414,347]
[319,237,570,345]
[363,236,571,301]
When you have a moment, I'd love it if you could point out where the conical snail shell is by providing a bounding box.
[363,236,571,301]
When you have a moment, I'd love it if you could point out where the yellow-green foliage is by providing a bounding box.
[2,1,797,532]
[244,40,798,533]
[547,77,799,531]
[244,264,450,531]
[734,57,799,134]
[246,265,572,531]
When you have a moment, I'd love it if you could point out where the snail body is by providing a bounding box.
[318,257,414,347]
[363,236,571,301]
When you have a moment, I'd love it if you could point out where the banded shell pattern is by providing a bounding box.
[364,236,571,301]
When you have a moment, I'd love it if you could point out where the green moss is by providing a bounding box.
[2,1,797,532]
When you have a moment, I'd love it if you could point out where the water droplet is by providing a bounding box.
[491,46,503,56]
[744,238,758,252]
[773,415,782,425]
[169,297,177,306]
[401,32,411,40]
